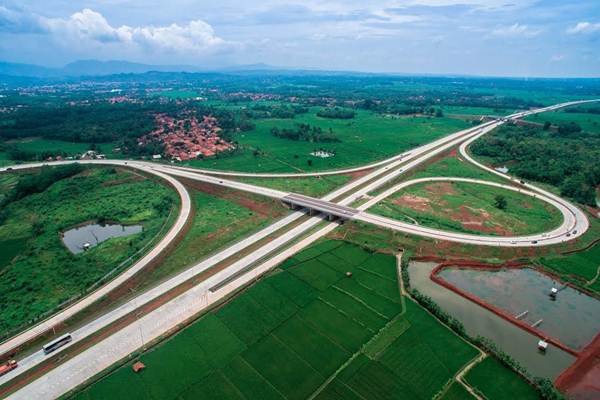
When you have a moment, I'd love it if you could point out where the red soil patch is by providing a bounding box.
[556,333,600,400]
[425,181,456,197]
[394,194,431,212]
[456,205,512,235]
[448,149,458,157]
[344,169,373,180]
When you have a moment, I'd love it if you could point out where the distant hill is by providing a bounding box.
[0,59,284,78]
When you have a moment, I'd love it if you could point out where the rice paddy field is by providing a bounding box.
[539,241,600,293]
[464,357,540,400]
[71,241,484,400]
[185,109,470,173]
[370,180,562,236]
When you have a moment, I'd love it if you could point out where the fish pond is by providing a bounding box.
[62,223,143,254]
[437,266,600,351]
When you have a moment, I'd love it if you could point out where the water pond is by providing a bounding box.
[438,267,600,351]
[62,223,143,254]
[409,261,576,379]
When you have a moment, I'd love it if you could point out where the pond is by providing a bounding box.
[437,267,600,351]
[408,261,576,379]
[62,223,143,254]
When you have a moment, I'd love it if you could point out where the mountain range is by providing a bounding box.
[0,60,281,78]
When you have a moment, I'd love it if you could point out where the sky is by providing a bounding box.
[0,0,599,77]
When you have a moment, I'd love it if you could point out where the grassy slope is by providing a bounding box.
[465,357,540,400]
[235,175,352,197]
[371,181,562,236]
[0,167,178,334]
[186,109,470,173]
[71,241,480,400]
[139,189,283,284]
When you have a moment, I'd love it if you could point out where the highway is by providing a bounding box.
[1,99,597,399]
[0,161,193,360]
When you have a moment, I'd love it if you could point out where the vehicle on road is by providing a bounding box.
[42,333,73,355]
[0,360,17,377]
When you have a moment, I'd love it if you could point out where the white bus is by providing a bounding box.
[42,333,73,355]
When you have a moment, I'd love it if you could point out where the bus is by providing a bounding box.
[42,333,73,355]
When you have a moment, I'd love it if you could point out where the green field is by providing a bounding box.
[539,241,600,292]
[235,174,352,197]
[370,181,562,236]
[72,241,481,400]
[526,109,600,135]
[0,167,178,335]
[139,188,287,284]
[464,357,540,400]
[185,109,470,173]
[441,106,513,116]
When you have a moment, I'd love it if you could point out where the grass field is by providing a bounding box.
[464,357,540,400]
[72,240,481,400]
[370,180,562,236]
[526,109,600,135]
[185,109,470,173]
[0,167,178,335]
[235,174,352,197]
[138,188,286,285]
[539,241,600,292]
[441,106,513,116]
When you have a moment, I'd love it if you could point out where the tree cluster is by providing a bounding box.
[471,125,600,205]
[317,107,355,119]
[271,123,340,143]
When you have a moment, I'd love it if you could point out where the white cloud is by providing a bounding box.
[8,7,233,55]
[550,54,565,62]
[566,22,600,35]
[491,23,541,38]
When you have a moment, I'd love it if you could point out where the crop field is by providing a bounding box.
[526,109,600,134]
[539,241,600,293]
[235,174,352,197]
[464,357,539,400]
[139,188,286,285]
[440,382,474,400]
[72,240,480,400]
[0,166,178,335]
[186,108,470,173]
[370,181,562,236]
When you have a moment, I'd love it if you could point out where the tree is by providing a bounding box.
[494,195,507,210]
[307,159,313,167]
[435,109,444,118]
[542,121,551,131]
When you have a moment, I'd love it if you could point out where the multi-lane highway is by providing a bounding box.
[0,99,597,399]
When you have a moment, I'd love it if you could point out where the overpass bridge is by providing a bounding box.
[281,193,359,220]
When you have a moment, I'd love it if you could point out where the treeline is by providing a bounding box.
[247,104,308,119]
[271,123,340,143]
[471,124,600,205]
[317,107,355,119]
[564,106,600,115]
[0,164,84,213]
[0,103,159,143]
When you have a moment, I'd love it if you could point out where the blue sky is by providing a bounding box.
[1,0,599,77]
